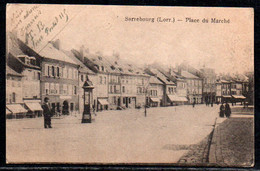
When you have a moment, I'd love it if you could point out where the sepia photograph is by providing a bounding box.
[6,4,254,166]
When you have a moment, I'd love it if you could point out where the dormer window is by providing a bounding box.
[111,65,115,70]
[98,56,102,60]
[101,66,104,71]
[118,68,123,72]
[115,61,118,65]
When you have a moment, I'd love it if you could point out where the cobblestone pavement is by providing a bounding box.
[209,117,254,167]
[209,106,254,167]
[176,106,254,167]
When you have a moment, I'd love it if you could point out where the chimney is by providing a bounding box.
[79,45,85,62]
[51,39,61,50]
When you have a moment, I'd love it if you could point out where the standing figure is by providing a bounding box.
[225,102,231,118]
[192,99,196,108]
[211,101,213,107]
[42,97,53,128]
[219,102,225,117]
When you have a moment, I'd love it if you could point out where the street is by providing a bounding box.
[7,105,220,163]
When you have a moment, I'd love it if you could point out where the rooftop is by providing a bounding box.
[181,71,199,79]
[39,43,78,65]
[6,65,23,77]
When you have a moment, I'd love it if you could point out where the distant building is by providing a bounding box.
[147,76,164,107]
[64,48,96,114]
[200,67,217,104]
[179,71,203,104]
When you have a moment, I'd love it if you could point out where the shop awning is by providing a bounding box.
[150,98,160,102]
[232,95,246,99]
[177,96,188,102]
[25,103,43,111]
[167,95,178,102]
[6,108,11,115]
[6,104,27,113]
[222,95,232,98]
[98,99,109,105]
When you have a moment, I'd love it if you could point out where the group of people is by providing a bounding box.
[219,102,231,118]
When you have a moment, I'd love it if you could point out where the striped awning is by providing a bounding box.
[6,108,11,115]
[222,95,232,98]
[150,98,160,102]
[98,99,109,105]
[232,95,246,99]
[25,103,43,111]
[6,104,27,113]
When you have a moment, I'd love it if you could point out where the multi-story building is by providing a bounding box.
[6,66,28,118]
[18,39,80,115]
[199,67,217,104]
[180,71,203,104]
[106,55,150,109]
[147,76,164,107]
[145,68,177,106]
[7,33,42,117]
[64,48,96,114]
[83,52,110,111]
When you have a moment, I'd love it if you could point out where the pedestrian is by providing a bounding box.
[193,101,195,108]
[219,102,225,117]
[42,97,53,128]
[224,102,231,118]
[211,101,213,107]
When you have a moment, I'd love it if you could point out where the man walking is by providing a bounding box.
[42,97,53,128]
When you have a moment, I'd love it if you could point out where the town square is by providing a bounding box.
[6,5,254,166]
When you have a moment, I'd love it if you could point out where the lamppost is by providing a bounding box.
[82,78,94,123]
[144,81,150,117]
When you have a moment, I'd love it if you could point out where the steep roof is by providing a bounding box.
[39,43,78,65]
[62,50,95,74]
[7,33,24,57]
[6,65,23,77]
[181,71,199,79]
[149,76,163,84]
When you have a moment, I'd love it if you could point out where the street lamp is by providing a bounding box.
[144,80,150,117]
[82,78,94,123]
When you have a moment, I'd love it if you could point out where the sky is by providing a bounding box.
[7,5,254,74]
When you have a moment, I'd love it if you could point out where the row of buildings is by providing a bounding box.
[6,33,254,118]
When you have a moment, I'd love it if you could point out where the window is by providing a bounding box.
[70,103,74,111]
[110,85,113,93]
[12,92,16,103]
[99,76,102,84]
[45,64,48,76]
[113,97,117,104]
[74,86,77,95]
[123,97,126,104]
[150,90,153,96]
[60,84,63,94]
[52,66,55,77]
[81,75,84,82]
[57,67,60,77]
[55,83,59,94]
[45,83,49,95]
[104,77,106,84]
[56,103,60,112]
[38,72,41,80]
[63,84,68,95]
[50,83,55,94]
[114,85,116,93]
[122,86,125,93]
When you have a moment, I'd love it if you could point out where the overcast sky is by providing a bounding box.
[8,5,254,74]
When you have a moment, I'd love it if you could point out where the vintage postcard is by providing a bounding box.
[6,4,254,166]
